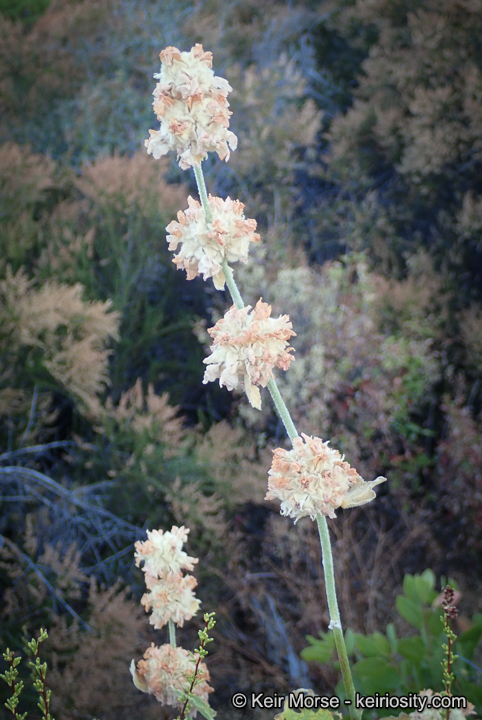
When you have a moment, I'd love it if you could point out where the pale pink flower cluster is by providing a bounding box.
[142,571,200,629]
[130,644,212,716]
[166,195,260,289]
[265,433,386,522]
[134,525,198,580]
[202,299,296,410]
[134,526,200,629]
[145,44,237,170]
[131,527,210,716]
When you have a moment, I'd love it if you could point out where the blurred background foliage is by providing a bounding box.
[0,0,481,718]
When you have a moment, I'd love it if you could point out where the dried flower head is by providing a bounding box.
[141,571,201,629]
[130,643,213,716]
[145,44,237,170]
[265,433,386,522]
[202,299,296,410]
[134,526,198,580]
[166,194,260,289]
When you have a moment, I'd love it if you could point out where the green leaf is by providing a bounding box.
[458,625,482,660]
[372,632,391,656]
[421,569,436,590]
[345,628,355,656]
[426,654,444,687]
[397,636,427,662]
[301,634,335,664]
[188,695,217,720]
[353,657,392,678]
[355,634,379,658]
[427,607,444,636]
[403,573,434,605]
[396,595,424,629]
[412,575,435,605]
[352,657,400,692]
[355,632,390,657]
[386,623,398,653]
[301,644,333,664]
[403,574,417,602]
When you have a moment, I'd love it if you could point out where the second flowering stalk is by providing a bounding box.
[130,526,214,718]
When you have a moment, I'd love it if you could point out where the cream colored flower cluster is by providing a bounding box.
[202,298,296,410]
[166,194,260,289]
[141,571,200,629]
[134,525,197,580]
[131,526,211,716]
[265,433,386,522]
[134,525,200,628]
[130,644,212,716]
[145,44,237,170]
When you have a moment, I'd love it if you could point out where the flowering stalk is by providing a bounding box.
[22,629,54,720]
[194,157,361,719]
[193,163,298,436]
[176,613,216,720]
[145,44,386,718]
[441,586,459,720]
[1,649,26,720]
[131,526,214,716]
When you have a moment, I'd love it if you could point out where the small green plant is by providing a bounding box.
[1,628,54,720]
[174,612,217,720]
[441,585,460,720]
[2,648,26,720]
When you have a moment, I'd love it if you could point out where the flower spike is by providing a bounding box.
[145,44,237,169]
[134,526,198,580]
[166,195,260,289]
[141,572,201,629]
[130,644,213,716]
[202,299,296,410]
[266,433,386,522]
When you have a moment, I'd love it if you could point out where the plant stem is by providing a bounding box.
[193,165,212,223]
[169,619,176,648]
[266,378,298,442]
[317,515,360,720]
[193,161,359,716]
[219,259,244,309]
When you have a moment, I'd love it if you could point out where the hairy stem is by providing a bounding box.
[317,515,360,720]
[193,165,212,223]
[169,619,176,648]
[219,259,244,309]
[266,378,298,442]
